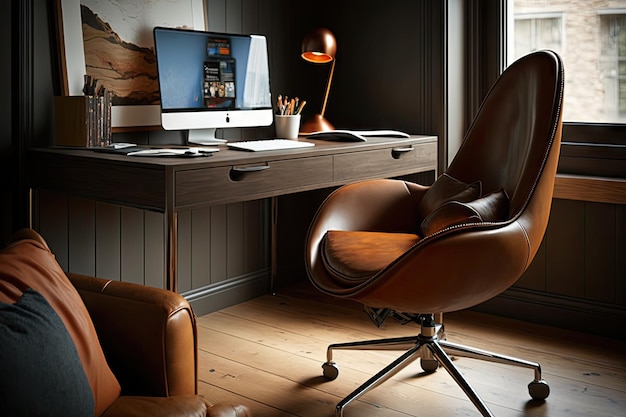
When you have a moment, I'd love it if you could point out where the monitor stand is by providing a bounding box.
[187,128,227,145]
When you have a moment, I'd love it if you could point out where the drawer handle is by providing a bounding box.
[230,164,270,181]
[391,146,414,159]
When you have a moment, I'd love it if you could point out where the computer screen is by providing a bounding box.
[153,27,273,144]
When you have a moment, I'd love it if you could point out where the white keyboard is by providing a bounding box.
[227,139,315,152]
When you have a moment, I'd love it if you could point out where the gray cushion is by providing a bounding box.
[0,288,94,417]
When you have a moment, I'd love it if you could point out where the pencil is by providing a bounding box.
[296,100,306,115]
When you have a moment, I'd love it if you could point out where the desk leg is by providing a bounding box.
[167,210,178,293]
[270,196,278,295]
[28,188,33,229]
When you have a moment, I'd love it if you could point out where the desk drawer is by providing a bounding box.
[334,143,436,182]
[176,155,333,207]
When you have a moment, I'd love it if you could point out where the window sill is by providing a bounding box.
[554,174,626,205]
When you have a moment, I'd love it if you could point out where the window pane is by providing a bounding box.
[509,0,626,123]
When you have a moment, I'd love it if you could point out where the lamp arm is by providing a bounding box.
[320,58,336,117]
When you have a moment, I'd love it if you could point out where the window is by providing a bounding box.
[512,14,564,61]
[508,1,626,124]
[600,13,626,120]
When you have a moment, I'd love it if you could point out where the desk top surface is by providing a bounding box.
[28,135,438,210]
[30,135,437,168]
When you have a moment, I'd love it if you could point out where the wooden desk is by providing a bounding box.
[27,136,437,305]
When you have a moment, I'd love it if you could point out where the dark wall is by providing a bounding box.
[2,0,57,244]
[0,1,12,243]
[315,2,431,133]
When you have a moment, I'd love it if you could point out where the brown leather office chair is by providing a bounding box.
[305,50,564,417]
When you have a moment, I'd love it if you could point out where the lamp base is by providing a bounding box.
[299,114,335,135]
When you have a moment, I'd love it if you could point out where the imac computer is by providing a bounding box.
[153,27,273,144]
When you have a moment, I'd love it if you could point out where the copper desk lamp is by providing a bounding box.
[300,28,337,134]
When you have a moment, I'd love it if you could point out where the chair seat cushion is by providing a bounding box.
[321,230,420,284]
[421,188,510,236]
[0,288,95,417]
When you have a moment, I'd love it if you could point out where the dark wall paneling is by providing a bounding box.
[34,190,165,288]
[120,207,145,286]
[585,202,617,304]
[1,1,12,243]
[210,204,228,283]
[176,202,268,294]
[36,189,69,270]
[68,196,95,276]
[177,210,193,293]
[244,199,267,272]
[617,204,626,305]
[484,197,626,339]
[206,0,227,31]
[178,201,269,317]
[95,202,121,280]
[546,199,586,297]
[191,208,212,291]
[275,190,326,289]
[518,199,626,301]
[226,1,243,33]
[144,210,165,289]
[227,203,245,278]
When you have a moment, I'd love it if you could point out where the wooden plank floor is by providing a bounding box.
[195,282,626,417]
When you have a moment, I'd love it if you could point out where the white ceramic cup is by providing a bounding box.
[274,114,301,139]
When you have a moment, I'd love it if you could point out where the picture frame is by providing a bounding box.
[55,0,206,130]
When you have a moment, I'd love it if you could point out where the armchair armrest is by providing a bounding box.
[68,273,197,398]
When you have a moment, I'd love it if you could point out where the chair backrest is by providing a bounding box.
[448,50,564,221]
[443,50,564,264]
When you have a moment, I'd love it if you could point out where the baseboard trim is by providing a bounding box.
[474,286,626,340]
[183,269,269,316]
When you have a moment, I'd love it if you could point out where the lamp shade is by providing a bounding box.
[301,28,337,63]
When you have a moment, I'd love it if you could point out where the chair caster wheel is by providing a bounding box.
[420,358,439,373]
[322,362,339,380]
[528,379,550,400]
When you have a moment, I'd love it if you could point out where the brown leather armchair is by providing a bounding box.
[305,50,564,417]
[0,228,250,417]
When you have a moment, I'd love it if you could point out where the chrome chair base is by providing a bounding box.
[322,317,549,417]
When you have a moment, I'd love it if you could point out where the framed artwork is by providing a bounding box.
[55,0,206,129]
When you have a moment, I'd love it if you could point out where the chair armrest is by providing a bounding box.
[67,273,198,397]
